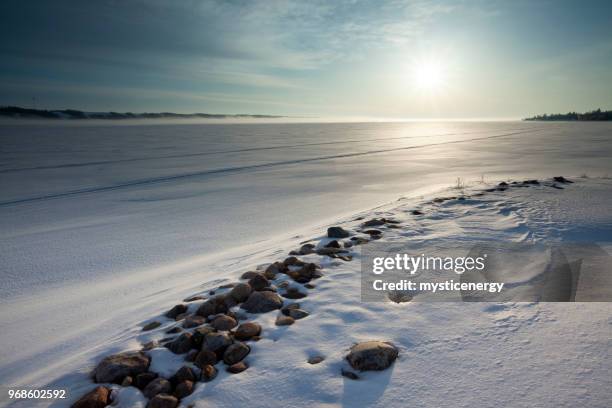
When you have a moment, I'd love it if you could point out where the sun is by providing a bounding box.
[413,60,447,91]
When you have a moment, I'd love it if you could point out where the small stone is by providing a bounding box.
[276,315,295,326]
[327,226,350,238]
[194,350,217,368]
[229,283,252,302]
[346,341,398,371]
[141,341,158,351]
[211,315,238,331]
[173,380,194,399]
[165,304,188,319]
[362,218,385,227]
[308,356,325,365]
[411,210,423,215]
[200,364,218,382]
[498,181,509,187]
[234,322,262,341]
[341,369,360,380]
[240,271,260,280]
[191,326,215,349]
[304,283,316,289]
[362,229,382,236]
[93,351,150,384]
[283,256,305,267]
[173,366,196,383]
[281,288,307,299]
[196,295,229,318]
[165,327,181,334]
[121,376,133,386]
[280,303,300,315]
[166,333,194,354]
[202,332,232,354]
[147,394,178,408]
[388,291,413,303]
[241,291,283,313]
[296,243,316,255]
[223,342,251,365]
[288,308,309,319]
[135,372,158,389]
[553,176,573,183]
[143,378,172,399]
[325,240,341,248]
[184,350,198,362]
[183,315,206,329]
[248,274,270,291]
[142,321,161,331]
[264,262,288,278]
[227,362,248,374]
[183,295,206,302]
[71,386,110,408]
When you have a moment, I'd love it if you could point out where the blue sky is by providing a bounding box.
[1,0,611,118]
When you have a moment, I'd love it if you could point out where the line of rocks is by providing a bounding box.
[73,177,572,406]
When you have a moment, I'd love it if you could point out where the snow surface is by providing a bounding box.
[1,121,611,407]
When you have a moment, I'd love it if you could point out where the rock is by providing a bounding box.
[143,378,172,399]
[553,176,573,183]
[275,315,295,326]
[304,283,316,289]
[234,322,262,341]
[194,350,217,368]
[241,291,283,313]
[191,326,215,349]
[94,351,150,384]
[296,243,316,255]
[141,341,158,351]
[147,394,178,408]
[523,179,540,185]
[264,261,288,278]
[175,312,188,321]
[281,288,307,299]
[240,271,260,280]
[287,263,319,283]
[411,210,423,215]
[280,303,300,316]
[166,333,194,354]
[184,350,198,362]
[200,364,218,382]
[142,321,162,331]
[202,332,232,354]
[362,229,382,236]
[121,376,133,386]
[288,308,309,320]
[183,315,205,329]
[341,369,360,380]
[173,380,194,399]
[327,226,350,238]
[498,181,509,187]
[362,218,385,227]
[173,366,196,384]
[183,295,206,302]
[248,274,270,291]
[308,356,325,365]
[227,362,248,374]
[388,291,413,303]
[71,386,110,408]
[346,341,398,371]
[223,342,251,365]
[229,283,252,302]
[284,256,306,267]
[343,241,353,248]
[165,327,181,334]
[165,304,188,319]
[196,295,230,318]
[135,372,158,389]
[211,315,238,331]
[325,240,341,248]
[349,237,369,245]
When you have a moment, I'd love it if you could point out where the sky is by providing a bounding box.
[1,0,612,119]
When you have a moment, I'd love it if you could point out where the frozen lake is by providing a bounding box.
[1,120,612,389]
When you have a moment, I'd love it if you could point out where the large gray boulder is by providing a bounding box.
[93,351,150,383]
[346,341,398,371]
[241,291,283,313]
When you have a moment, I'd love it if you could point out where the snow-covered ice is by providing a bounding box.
[0,120,611,407]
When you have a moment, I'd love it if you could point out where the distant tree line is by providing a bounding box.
[524,109,612,121]
[0,106,282,120]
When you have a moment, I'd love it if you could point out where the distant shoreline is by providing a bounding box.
[523,109,611,121]
[0,106,284,120]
